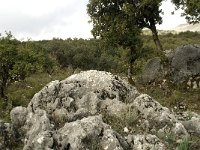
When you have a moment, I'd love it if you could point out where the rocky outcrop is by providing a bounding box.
[1,70,200,149]
[170,45,200,85]
[141,45,200,88]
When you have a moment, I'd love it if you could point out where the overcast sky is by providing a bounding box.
[0,0,186,40]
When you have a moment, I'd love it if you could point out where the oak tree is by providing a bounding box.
[87,0,142,81]
[172,0,200,23]
[87,0,164,51]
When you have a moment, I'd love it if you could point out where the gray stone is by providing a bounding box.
[54,115,103,150]
[6,70,200,149]
[23,109,54,150]
[127,134,166,150]
[0,120,16,149]
[133,94,176,123]
[170,45,200,84]
[181,112,200,136]
[100,129,124,150]
[12,70,140,149]
[27,70,139,123]
[132,94,188,137]
[10,106,27,128]
[54,115,129,150]
[141,57,164,83]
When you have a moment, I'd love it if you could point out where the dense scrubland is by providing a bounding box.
[0,31,200,121]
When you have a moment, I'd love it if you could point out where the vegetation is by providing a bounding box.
[0,31,199,120]
[0,0,200,148]
[177,138,190,150]
[87,0,164,51]
[86,0,169,82]
[0,31,199,149]
[172,0,200,23]
[0,32,53,99]
[87,0,142,82]
[0,31,199,101]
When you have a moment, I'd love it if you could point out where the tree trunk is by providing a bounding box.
[0,78,6,98]
[150,24,163,51]
[127,47,137,85]
[0,66,9,98]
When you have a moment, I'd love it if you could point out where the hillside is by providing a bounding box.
[142,23,200,35]
[172,23,200,32]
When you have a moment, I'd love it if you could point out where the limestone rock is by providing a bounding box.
[127,134,166,150]
[11,70,140,149]
[142,45,200,87]
[10,106,27,128]
[5,70,200,149]
[27,70,139,122]
[54,115,105,150]
[178,112,200,136]
[132,94,188,137]
[141,57,164,83]
[23,109,54,150]
[54,115,129,150]
[170,45,200,84]
[0,120,16,149]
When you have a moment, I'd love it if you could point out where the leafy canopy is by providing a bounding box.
[0,32,53,98]
[172,0,200,23]
[87,0,164,52]
[87,0,142,50]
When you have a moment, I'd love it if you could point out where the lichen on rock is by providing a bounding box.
[1,70,199,149]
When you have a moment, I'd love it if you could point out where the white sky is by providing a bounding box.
[0,0,186,40]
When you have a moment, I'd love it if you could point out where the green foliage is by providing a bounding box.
[87,0,164,52]
[0,33,54,98]
[0,31,200,121]
[177,138,189,150]
[87,0,141,45]
[172,0,200,23]
[0,33,20,98]
[38,31,200,77]
[87,0,143,73]
[165,132,177,145]
[186,112,193,120]
[142,31,200,50]
[43,38,127,73]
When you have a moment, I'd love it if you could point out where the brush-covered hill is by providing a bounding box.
[172,23,200,33]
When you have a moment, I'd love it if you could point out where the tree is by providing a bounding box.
[87,0,142,82]
[132,0,163,51]
[0,33,52,98]
[172,0,200,23]
[0,33,19,98]
[87,0,164,52]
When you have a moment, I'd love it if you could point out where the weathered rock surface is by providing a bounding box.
[11,70,142,150]
[141,57,164,83]
[0,120,16,149]
[1,70,200,149]
[132,94,188,137]
[127,134,166,150]
[176,111,200,135]
[170,45,200,85]
[141,45,200,87]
